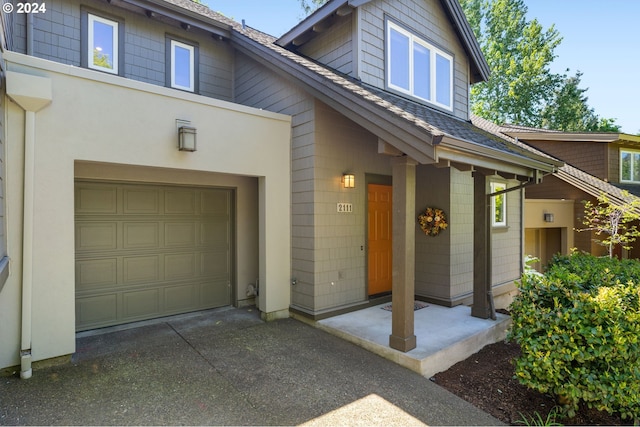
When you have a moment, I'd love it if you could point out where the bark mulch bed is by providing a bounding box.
[432,340,631,425]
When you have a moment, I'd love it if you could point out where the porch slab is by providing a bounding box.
[315,304,511,378]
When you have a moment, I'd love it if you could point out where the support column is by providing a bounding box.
[472,171,492,319]
[389,156,418,352]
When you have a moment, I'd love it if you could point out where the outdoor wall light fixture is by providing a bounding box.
[342,173,355,189]
[543,213,554,223]
[178,126,197,152]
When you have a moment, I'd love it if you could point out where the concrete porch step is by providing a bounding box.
[313,304,511,378]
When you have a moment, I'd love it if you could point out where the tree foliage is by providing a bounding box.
[462,0,562,127]
[577,191,640,258]
[459,0,618,131]
[298,0,325,15]
[300,0,620,132]
[510,252,640,421]
[541,71,621,132]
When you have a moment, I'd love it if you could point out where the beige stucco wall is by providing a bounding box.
[525,199,575,231]
[0,51,291,369]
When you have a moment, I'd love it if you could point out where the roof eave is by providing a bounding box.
[439,0,490,83]
[500,128,640,143]
[277,0,355,47]
[119,0,232,38]
[439,135,560,177]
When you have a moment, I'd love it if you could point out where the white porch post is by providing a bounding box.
[389,156,418,352]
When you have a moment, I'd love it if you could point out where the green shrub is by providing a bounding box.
[509,252,640,420]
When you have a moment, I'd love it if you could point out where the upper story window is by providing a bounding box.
[166,37,199,93]
[88,14,119,74]
[386,21,453,111]
[491,182,507,227]
[620,149,640,183]
[81,9,124,76]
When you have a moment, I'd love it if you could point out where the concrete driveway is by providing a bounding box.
[0,307,502,426]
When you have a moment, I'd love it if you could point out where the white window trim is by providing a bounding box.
[88,14,118,74]
[170,40,195,92]
[620,149,640,183]
[386,21,453,111]
[491,182,507,227]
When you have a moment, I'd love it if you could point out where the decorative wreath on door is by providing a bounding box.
[418,207,448,236]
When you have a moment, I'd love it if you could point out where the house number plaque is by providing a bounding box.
[337,203,353,213]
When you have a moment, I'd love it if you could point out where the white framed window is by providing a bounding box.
[491,182,507,227]
[170,40,195,92]
[88,14,119,74]
[386,21,453,110]
[620,149,640,183]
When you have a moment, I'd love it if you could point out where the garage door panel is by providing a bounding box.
[201,221,229,246]
[76,182,233,331]
[123,188,160,214]
[165,253,196,279]
[201,190,229,214]
[76,222,118,252]
[165,223,196,247]
[76,294,118,326]
[123,222,159,249]
[123,255,160,283]
[75,186,117,214]
[76,258,117,288]
[201,281,229,306]
[201,251,229,276]
[123,288,160,319]
[164,284,198,312]
[165,190,196,214]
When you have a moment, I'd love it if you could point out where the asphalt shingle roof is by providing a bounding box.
[471,115,639,206]
[162,0,554,169]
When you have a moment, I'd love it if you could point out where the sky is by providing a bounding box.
[204,0,640,134]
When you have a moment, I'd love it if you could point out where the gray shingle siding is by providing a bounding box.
[358,0,470,120]
[17,0,233,101]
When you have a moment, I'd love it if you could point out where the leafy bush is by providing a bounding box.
[509,252,640,420]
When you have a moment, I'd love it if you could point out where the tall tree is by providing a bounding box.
[540,71,621,132]
[461,0,562,126]
[460,0,619,131]
[301,0,619,132]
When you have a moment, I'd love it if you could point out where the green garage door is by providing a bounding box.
[75,181,232,331]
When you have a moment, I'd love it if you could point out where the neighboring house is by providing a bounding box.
[0,0,559,374]
[474,116,640,267]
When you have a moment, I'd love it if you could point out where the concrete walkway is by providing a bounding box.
[315,303,511,378]
[0,307,503,426]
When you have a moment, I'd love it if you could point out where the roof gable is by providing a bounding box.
[276,0,489,83]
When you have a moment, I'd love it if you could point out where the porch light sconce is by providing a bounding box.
[178,126,197,152]
[342,173,355,189]
[543,213,554,223]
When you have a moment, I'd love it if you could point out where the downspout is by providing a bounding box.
[26,14,34,55]
[5,71,53,379]
[520,185,525,274]
[486,180,531,321]
[20,111,36,379]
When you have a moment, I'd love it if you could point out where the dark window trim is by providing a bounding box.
[80,7,125,77]
[165,34,200,94]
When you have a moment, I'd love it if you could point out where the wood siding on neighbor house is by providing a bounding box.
[14,0,234,101]
[609,144,621,183]
[524,140,608,181]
